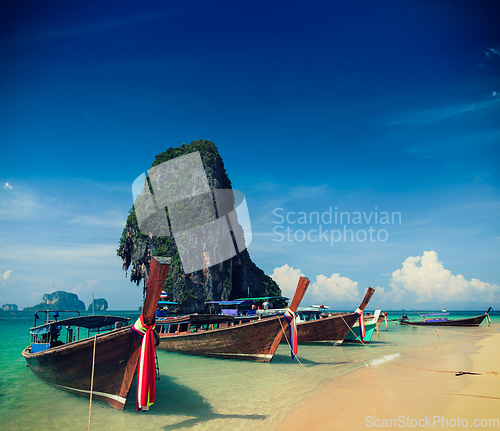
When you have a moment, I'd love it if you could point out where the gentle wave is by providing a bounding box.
[366,352,401,366]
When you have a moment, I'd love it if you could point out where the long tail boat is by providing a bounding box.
[344,309,381,343]
[376,311,388,331]
[399,308,493,327]
[22,256,171,409]
[294,287,375,345]
[155,276,310,362]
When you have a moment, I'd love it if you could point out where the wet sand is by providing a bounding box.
[274,330,500,430]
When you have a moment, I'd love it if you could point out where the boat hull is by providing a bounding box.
[158,316,286,362]
[296,312,359,345]
[400,314,487,327]
[344,322,377,343]
[22,326,140,409]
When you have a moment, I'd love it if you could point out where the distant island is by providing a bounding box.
[24,291,86,311]
[88,298,108,312]
[2,303,18,311]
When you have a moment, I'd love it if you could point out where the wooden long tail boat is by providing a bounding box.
[294,287,375,345]
[376,311,388,331]
[399,308,492,327]
[22,256,171,410]
[156,276,310,362]
[343,310,381,343]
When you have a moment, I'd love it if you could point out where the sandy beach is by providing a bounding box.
[274,328,500,430]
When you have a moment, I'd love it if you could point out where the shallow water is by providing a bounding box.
[1,310,497,431]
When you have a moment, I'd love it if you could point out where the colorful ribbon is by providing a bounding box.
[283,309,298,358]
[131,314,157,411]
[355,308,365,341]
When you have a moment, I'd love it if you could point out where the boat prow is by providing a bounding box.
[295,286,375,345]
[22,256,171,409]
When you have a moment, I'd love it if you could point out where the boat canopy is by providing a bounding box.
[234,296,289,301]
[29,326,51,335]
[206,300,255,305]
[421,312,449,316]
[29,315,130,332]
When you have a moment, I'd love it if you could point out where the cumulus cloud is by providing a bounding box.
[309,273,360,305]
[271,264,305,299]
[271,264,361,306]
[4,182,13,189]
[1,270,13,286]
[388,251,500,305]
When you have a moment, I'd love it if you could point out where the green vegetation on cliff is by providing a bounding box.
[24,291,86,311]
[88,298,108,312]
[117,140,281,313]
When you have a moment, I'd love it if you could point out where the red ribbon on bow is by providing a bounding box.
[132,314,157,411]
[355,308,366,341]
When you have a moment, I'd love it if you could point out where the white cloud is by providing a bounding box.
[1,269,13,287]
[309,273,360,305]
[271,264,361,307]
[0,187,48,220]
[388,251,500,305]
[4,182,13,189]
[0,243,118,265]
[270,264,305,299]
[68,212,126,228]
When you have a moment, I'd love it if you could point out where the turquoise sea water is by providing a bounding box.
[1,310,498,431]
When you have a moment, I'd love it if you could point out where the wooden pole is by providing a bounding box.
[88,334,97,431]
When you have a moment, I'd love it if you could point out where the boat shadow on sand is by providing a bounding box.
[124,374,267,430]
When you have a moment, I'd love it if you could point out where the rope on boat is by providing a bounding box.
[88,334,97,431]
[277,315,312,374]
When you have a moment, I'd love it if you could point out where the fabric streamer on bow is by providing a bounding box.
[355,308,365,341]
[131,314,157,411]
[283,309,298,358]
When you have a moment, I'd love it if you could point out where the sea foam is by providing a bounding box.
[366,352,400,367]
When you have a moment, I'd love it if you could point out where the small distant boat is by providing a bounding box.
[399,308,493,327]
[22,256,171,409]
[293,287,375,345]
[442,305,446,313]
[155,277,310,362]
[344,310,381,343]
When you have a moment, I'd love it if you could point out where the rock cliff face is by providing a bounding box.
[88,298,108,312]
[24,291,86,311]
[117,140,280,313]
[1,303,18,311]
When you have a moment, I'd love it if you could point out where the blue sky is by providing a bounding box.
[1,0,499,310]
